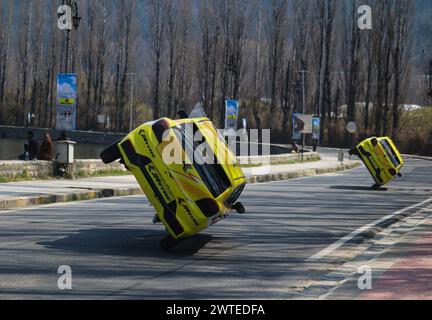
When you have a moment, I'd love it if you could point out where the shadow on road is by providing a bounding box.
[329,185,388,192]
[38,228,213,258]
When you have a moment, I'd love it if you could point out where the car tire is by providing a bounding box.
[348,148,358,156]
[372,183,381,190]
[100,140,122,164]
[233,202,246,214]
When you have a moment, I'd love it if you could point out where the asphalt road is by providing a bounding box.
[0,158,431,299]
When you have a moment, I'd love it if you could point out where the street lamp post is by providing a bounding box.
[59,0,81,73]
[299,63,307,161]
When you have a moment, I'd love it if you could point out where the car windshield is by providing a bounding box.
[173,123,231,198]
[380,140,401,167]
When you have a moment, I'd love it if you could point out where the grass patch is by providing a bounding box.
[0,169,131,183]
[0,169,50,183]
[75,169,132,178]
[239,154,321,168]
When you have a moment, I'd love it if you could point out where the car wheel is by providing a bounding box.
[372,183,381,190]
[348,148,358,156]
[233,202,246,214]
[100,140,122,164]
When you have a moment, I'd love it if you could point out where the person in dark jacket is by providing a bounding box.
[28,131,40,159]
[38,132,54,161]
[19,131,39,160]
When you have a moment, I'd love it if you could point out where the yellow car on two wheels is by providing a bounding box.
[349,137,405,188]
[100,117,246,250]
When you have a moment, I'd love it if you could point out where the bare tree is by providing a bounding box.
[198,0,220,119]
[362,26,374,133]
[148,0,166,120]
[266,0,288,116]
[252,0,263,131]
[82,0,97,129]
[0,2,13,125]
[15,1,32,126]
[215,0,248,126]
[343,0,361,144]
[92,1,110,130]
[113,0,136,132]
[174,0,193,111]
[372,0,393,136]
[29,1,44,127]
[392,0,415,141]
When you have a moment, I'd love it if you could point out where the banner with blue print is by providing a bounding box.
[292,113,313,141]
[56,74,77,131]
[312,117,321,141]
[224,99,239,136]
[292,113,302,141]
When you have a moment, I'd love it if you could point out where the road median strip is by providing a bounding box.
[0,162,360,211]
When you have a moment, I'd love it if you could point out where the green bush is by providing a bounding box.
[398,108,432,156]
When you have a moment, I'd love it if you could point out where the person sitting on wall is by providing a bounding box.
[19,131,39,161]
[18,144,30,161]
[292,140,300,154]
[38,132,54,161]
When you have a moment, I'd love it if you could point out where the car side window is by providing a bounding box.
[380,140,401,167]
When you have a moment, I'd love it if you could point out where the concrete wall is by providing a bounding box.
[0,160,125,180]
[0,152,319,180]
[0,161,55,179]
[0,126,124,145]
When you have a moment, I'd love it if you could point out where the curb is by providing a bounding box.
[0,162,361,211]
[402,154,432,161]
[0,188,143,211]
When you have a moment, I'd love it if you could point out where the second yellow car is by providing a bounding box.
[349,137,405,188]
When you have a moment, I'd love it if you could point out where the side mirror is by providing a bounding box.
[397,173,403,178]
[233,202,245,214]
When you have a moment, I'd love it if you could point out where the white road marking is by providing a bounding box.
[308,196,432,261]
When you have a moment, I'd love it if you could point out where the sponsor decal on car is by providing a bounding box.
[139,129,156,158]
[147,164,174,203]
[178,198,199,227]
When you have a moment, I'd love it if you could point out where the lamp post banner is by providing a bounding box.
[292,113,313,138]
[312,117,321,140]
[224,99,239,136]
[56,74,77,131]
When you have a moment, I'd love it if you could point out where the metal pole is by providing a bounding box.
[65,29,70,73]
[301,69,306,161]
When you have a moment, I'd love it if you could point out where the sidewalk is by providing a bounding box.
[358,215,432,300]
[321,201,432,300]
[0,154,360,210]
